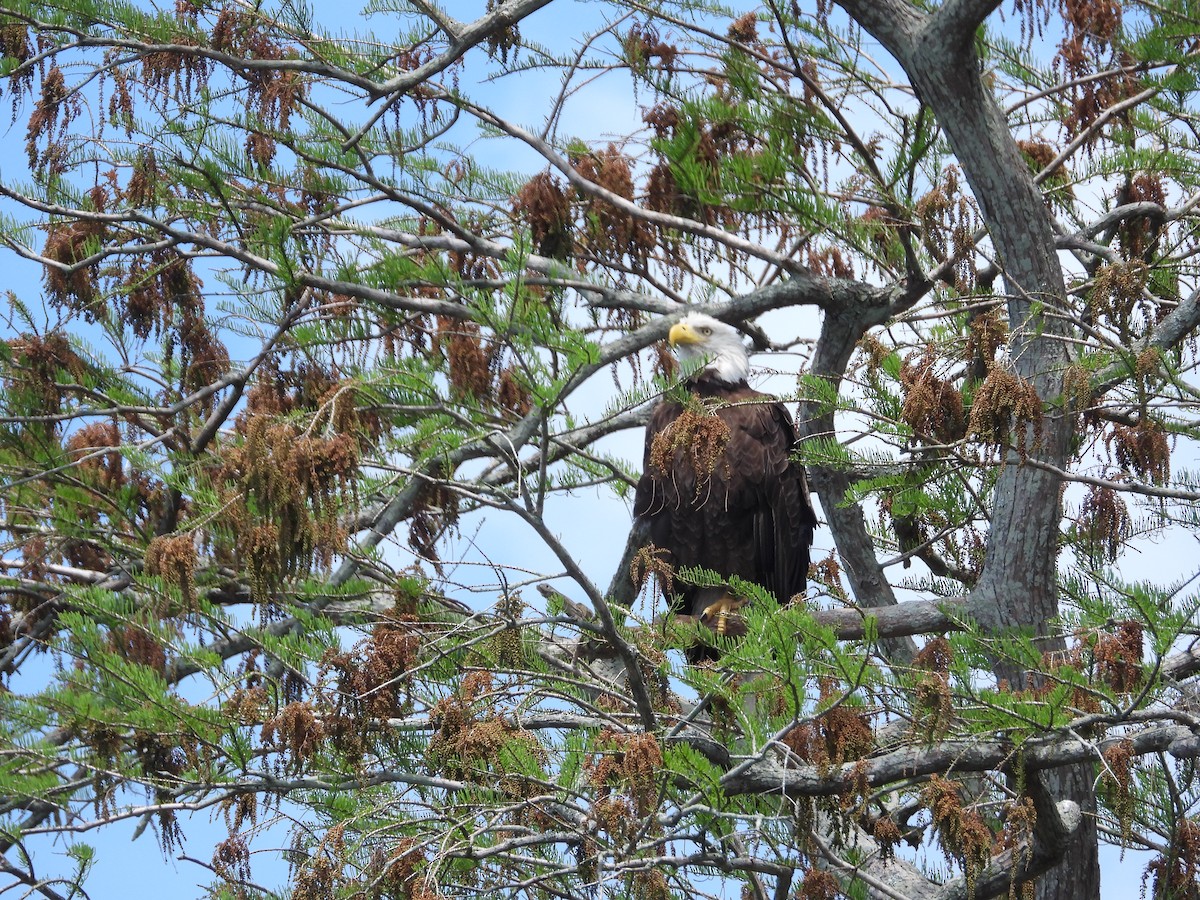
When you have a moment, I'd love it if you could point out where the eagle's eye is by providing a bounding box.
[700,326,712,335]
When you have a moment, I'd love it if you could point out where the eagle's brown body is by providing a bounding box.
[633,369,817,656]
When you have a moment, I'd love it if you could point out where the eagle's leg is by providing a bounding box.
[699,593,748,636]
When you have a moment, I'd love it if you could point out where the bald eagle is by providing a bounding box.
[633,313,817,660]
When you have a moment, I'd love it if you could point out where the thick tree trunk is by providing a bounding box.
[833,3,1098,898]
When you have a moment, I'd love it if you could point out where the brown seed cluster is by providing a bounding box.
[1055,0,1136,144]
[210,7,307,167]
[433,317,533,419]
[585,729,664,820]
[808,552,848,603]
[219,415,359,605]
[572,145,656,266]
[325,611,421,721]
[782,680,873,770]
[1106,420,1170,485]
[408,480,460,570]
[261,700,325,773]
[514,171,573,260]
[915,167,978,291]
[964,308,1008,379]
[1101,739,1136,845]
[900,350,965,444]
[1116,174,1167,260]
[144,533,198,610]
[648,407,731,497]
[108,624,168,677]
[630,543,675,602]
[1078,484,1132,563]
[923,774,994,898]
[426,672,545,796]
[1089,261,1158,339]
[26,65,82,173]
[363,839,441,900]
[622,20,678,74]
[483,0,520,63]
[872,815,904,863]
[797,867,841,900]
[997,795,1038,900]
[967,364,1043,457]
[65,422,124,489]
[1017,139,1070,193]
[43,219,106,309]
[1145,818,1200,900]
[1094,620,1144,694]
[912,636,955,739]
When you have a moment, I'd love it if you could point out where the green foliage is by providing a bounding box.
[1,0,1200,897]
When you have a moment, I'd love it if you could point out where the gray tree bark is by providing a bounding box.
[832,2,1096,898]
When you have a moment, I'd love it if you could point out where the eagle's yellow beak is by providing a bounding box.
[668,322,704,347]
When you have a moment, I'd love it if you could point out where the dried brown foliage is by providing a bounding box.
[144,533,198,610]
[782,680,873,769]
[408,479,460,569]
[964,308,1008,378]
[1145,818,1200,900]
[1056,0,1136,144]
[1017,139,1068,190]
[585,729,664,819]
[66,422,124,490]
[623,21,678,74]
[797,867,841,900]
[913,636,955,738]
[967,364,1043,456]
[261,701,325,773]
[1094,619,1144,694]
[900,350,966,443]
[915,167,978,290]
[872,815,904,863]
[326,611,422,721]
[630,543,675,601]
[211,834,252,886]
[26,65,82,173]
[1106,420,1170,485]
[809,552,848,602]
[572,144,655,265]
[6,332,86,424]
[923,774,994,898]
[997,795,1038,900]
[109,624,168,676]
[1078,484,1132,562]
[221,416,359,603]
[514,171,573,260]
[43,220,106,309]
[427,672,545,795]
[647,406,731,497]
[1117,173,1167,260]
[1089,261,1160,338]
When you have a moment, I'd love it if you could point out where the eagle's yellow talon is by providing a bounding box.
[700,595,747,636]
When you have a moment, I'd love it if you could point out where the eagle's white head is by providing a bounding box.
[668,313,750,384]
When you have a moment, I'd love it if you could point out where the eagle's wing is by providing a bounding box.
[736,397,815,604]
